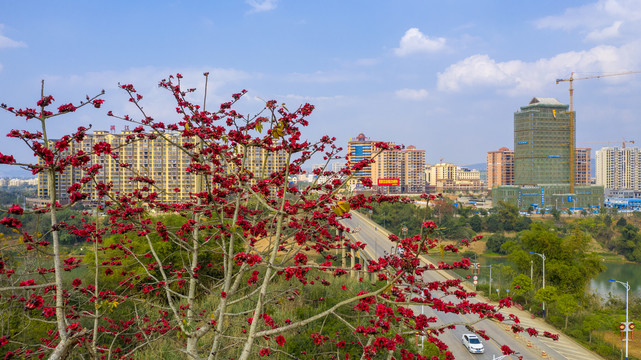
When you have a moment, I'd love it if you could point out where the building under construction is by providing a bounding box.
[493,97,604,211]
[514,97,573,185]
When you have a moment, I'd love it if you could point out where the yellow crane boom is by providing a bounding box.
[555,70,641,193]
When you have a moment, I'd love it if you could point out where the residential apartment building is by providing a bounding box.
[486,147,514,190]
[425,162,483,191]
[596,147,641,190]
[402,146,426,193]
[575,148,592,185]
[347,133,375,184]
[37,130,289,204]
[370,144,425,193]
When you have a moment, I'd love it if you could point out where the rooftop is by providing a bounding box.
[529,97,562,105]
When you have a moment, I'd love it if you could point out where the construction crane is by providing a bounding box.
[555,70,641,193]
[579,137,635,148]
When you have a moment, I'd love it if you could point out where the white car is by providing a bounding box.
[461,333,484,354]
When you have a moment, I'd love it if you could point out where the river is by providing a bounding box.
[440,254,640,299]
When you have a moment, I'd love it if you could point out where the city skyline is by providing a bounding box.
[1,1,641,176]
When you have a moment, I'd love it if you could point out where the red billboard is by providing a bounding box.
[377,178,400,186]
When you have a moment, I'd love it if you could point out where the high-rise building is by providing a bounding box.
[596,147,641,190]
[370,144,425,193]
[486,147,514,190]
[38,130,288,204]
[514,97,573,185]
[402,146,426,193]
[575,148,592,185]
[488,146,590,190]
[38,130,195,203]
[493,97,603,211]
[371,143,402,193]
[347,133,375,181]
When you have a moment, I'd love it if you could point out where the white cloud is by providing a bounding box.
[394,28,445,56]
[0,25,26,49]
[535,0,641,42]
[586,20,623,41]
[437,43,641,94]
[437,55,517,92]
[246,0,277,13]
[395,88,429,100]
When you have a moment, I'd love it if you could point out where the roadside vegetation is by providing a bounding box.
[369,199,641,360]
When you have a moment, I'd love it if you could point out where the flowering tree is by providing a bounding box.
[0,74,541,360]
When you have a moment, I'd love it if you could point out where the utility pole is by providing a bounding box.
[530,252,546,317]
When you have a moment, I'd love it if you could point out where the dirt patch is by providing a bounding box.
[597,330,641,359]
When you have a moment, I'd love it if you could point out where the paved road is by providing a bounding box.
[341,212,605,360]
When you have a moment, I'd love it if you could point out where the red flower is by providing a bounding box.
[0,153,16,164]
[221,292,227,298]
[259,348,270,356]
[275,335,286,347]
[57,103,77,113]
[501,345,515,355]
[37,95,54,107]
[92,99,105,108]
[8,204,23,215]
[422,221,437,229]
[0,217,22,228]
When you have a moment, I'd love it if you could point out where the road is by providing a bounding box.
[341,212,604,360]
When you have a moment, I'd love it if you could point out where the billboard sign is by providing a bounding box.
[377,178,400,186]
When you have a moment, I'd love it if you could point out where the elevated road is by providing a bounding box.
[341,211,604,359]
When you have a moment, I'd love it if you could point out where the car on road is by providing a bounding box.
[461,333,484,354]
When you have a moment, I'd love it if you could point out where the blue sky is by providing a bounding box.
[1,0,641,176]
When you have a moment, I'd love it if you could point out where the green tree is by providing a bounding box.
[496,201,519,231]
[511,274,533,306]
[583,314,603,344]
[508,223,604,297]
[485,233,509,254]
[485,214,502,233]
[556,294,578,329]
[535,286,559,318]
[514,216,532,232]
[493,264,515,296]
[469,214,482,232]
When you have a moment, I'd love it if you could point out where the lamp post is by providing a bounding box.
[610,279,630,360]
[488,264,492,298]
[530,252,546,317]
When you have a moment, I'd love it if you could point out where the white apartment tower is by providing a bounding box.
[596,147,641,190]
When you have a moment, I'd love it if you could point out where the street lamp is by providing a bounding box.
[610,279,630,360]
[530,252,546,317]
